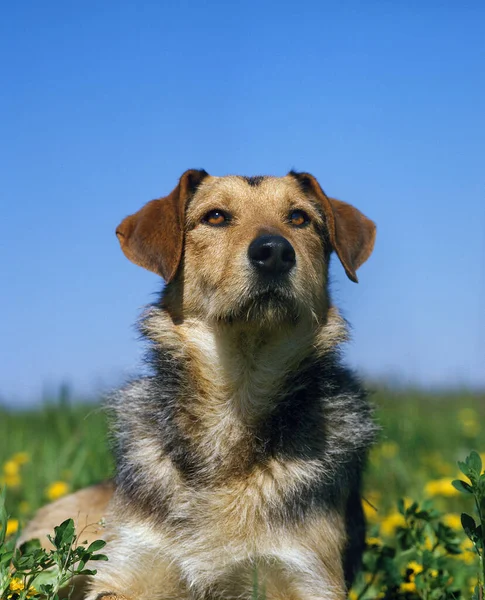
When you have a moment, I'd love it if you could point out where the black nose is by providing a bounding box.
[248,235,296,275]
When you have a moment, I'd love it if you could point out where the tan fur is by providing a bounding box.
[24,172,375,600]
[178,176,330,324]
[18,482,114,550]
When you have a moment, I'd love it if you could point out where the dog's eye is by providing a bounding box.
[202,210,229,227]
[289,210,310,228]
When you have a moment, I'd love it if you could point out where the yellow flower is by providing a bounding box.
[461,549,477,564]
[423,535,435,550]
[2,460,21,487]
[9,578,25,592]
[400,581,416,593]
[407,560,423,578]
[3,460,19,477]
[443,513,462,530]
[3,473,21,487]
[366,536,381,546]
[27,585,37,597]
[6,519,19,536]
[362,500,379,522]
[348,591,358,600]
[12,452,29,465]
[380,512,406,536]
[46,481,70,501]
[424,478,459,497]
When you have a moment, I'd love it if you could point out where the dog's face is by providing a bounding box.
[116,170,376,326]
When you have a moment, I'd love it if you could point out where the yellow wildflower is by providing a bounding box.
[348,591,358,600]
[366,536,381,546]
[3,460,19,476]
[380,512,405,536]
[9,578,25,592]
[461,549,477,564]
[46,481,70,501]
[424,477,459,497]
[12,452,29,465]
[6,518,19,536]
[469,579,479,595]
[2,460,21,487]
[27,585,38,597]
[400,581,416,593]
[423,534,436,551]
[3,473,21,487]
[362,499,379,522]
[443,513,462,530]
[407,560,423,578]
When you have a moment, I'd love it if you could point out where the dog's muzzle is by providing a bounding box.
[248,235,296,277]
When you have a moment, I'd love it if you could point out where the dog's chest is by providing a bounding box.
[165,454,325,541]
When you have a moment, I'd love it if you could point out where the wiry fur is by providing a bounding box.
[23,172,377,600]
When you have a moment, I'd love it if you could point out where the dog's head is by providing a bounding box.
[116,170,376,325]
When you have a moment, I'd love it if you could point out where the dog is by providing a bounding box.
[21,170,377,600]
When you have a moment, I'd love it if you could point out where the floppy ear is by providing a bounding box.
[290,171,376,282]
[116,169,209,281]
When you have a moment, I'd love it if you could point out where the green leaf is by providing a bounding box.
[415,510,431,520]
[0,550,14,566]
[451,479,473,494]
[467,451,482,477]
[86,539,106,553]
[458,460,470,478]
[18,538,42,554]
[53,518,75,549]
[461,513,477,540]
[77,568,97,576]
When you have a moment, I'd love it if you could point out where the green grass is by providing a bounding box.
[0,398,113,516]
[367,388,485,510]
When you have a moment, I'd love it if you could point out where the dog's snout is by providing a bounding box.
[248,235,296,275]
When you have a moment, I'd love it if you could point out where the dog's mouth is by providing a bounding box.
[217,284,301,324]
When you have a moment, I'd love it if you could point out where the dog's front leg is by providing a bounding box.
[263,513,348,600]
[85,527,188,600]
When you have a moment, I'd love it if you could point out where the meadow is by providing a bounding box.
[1,386,484,599]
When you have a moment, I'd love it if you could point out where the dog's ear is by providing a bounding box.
[116,169,209,281]
[289,171,376,282]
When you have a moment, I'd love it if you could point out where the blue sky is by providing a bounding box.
[1,1,484,404]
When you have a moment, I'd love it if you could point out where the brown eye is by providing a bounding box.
[289,210,310,228]
[203,210,229,227]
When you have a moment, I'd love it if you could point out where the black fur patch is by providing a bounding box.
[288,170,313,193]
[241,175,266,187]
